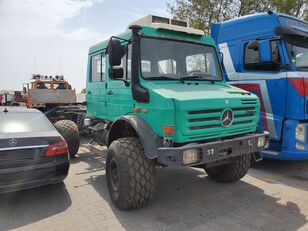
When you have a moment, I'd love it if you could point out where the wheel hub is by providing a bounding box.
[109,158,120,192]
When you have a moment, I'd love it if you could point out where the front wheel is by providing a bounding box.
[106,137,156,210]
[205,154,251,182]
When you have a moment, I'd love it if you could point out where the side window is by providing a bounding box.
[127,44,132,80]
[270,41,280,63]
[158,59,176,75]
[116,44,131,80]
[101,54,106,81]
[244,40,280,71]
[91,54,101,82]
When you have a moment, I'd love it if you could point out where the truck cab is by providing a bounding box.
[212,12,308,160]
[86,15,269,210]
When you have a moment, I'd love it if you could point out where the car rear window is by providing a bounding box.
[0,112,54,133]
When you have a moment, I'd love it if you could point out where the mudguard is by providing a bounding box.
[108,115,159,159]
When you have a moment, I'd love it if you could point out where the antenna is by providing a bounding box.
[59,58,62,74]
[34,56,38,73]
[3,108,8,113]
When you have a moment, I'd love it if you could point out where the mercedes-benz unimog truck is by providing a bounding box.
[211,12,308,160]
[86,15,269,210]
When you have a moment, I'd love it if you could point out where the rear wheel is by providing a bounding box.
[106,137,156,210]
[205,154,251,182]
[54,120,80,158]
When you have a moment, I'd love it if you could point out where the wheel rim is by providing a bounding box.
[109,158,120,192]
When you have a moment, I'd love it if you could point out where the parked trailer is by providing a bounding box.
[85,15,269,210]
[211,11,308,160]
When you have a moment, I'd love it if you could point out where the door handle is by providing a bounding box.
[87,90,92,95]
[107,90,113,95]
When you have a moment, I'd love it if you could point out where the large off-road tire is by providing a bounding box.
[205,154,251,182]
[106,137,156,210]
[54,120,80,158]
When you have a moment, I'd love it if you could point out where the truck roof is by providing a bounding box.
[89,15,215,55]
[212,12,308,44]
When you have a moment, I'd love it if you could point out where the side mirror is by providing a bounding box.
[107,39,122,66]
[259,40,271,63]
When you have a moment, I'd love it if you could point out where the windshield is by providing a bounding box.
[286,42,308,70]
[0,112,54,133]
[140,37,223,81]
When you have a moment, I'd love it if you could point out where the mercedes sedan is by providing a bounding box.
[0,107,70,192]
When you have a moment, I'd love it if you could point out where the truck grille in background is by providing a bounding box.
[187,99,257,132]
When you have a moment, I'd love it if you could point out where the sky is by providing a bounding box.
[0,0,172,92]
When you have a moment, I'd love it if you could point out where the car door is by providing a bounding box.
[86,52,107,118]
[106,44,133,121]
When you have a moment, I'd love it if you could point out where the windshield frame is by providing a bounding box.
[139,36,224,82]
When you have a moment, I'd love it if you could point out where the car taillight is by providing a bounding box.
[46,140,68,156]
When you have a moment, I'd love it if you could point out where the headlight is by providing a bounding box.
[296,124,306,143]
[182,149,200,165]
[257,136,266,148]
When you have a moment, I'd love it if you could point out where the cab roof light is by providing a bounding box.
[31,74,65,81]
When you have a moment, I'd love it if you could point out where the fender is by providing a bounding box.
[108,115,159,159]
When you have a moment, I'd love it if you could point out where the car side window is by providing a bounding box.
[244,40,280,72]
[91,53,106,82]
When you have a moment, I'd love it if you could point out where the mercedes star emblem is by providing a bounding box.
[221,109,234,127]
[9,138,18,147]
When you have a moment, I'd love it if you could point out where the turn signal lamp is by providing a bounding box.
[162,125,174,135]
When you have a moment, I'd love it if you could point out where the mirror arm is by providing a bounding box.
[115,79,130,87]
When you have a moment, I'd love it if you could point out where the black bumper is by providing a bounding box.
[157,132,270,167]
[0,155,69,193]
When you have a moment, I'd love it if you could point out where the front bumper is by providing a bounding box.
[157,132,270,167]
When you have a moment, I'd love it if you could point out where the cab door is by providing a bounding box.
[235,39,287,141]
[106,44,133,121]
[86,52,107,118]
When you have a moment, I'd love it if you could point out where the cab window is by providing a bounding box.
[244,40,280,71]
[91,53,106,82]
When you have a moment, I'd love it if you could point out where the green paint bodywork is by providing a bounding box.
[86,26,260,143]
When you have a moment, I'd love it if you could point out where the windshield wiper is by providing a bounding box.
[179,75,216,84]
[145,76,185,83]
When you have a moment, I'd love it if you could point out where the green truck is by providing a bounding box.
[86,15,270,210]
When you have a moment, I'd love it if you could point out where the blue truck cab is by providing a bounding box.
[211,12,308,160]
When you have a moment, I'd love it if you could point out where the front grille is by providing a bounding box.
[185,99,258,137]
